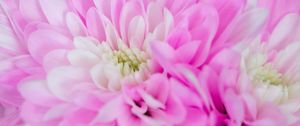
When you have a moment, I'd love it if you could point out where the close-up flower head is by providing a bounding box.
[0,0,299,126]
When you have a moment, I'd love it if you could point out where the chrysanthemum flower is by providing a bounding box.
[0,0,225,125]
[241,13,300,124]
[1,0,292,126]
[201,12,300,126]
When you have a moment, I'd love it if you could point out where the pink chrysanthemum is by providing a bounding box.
[200,7,300,126]
[1,0,219,125]
[0,0,287,126]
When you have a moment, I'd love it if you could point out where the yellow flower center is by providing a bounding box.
[111,48,148,76]
[253,64,285,85]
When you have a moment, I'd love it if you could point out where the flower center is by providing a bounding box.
[111,48,148,76]
[253,64,285,85]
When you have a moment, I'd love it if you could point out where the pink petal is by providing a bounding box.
[70,83,103,110]
[176,3,218,66]
[47,66,91,101]
[290,120,300,126]
[0,83,23,106]
[73,37,102,57]
[251,119,284,126]
[19,0,46,22]
[43,49,70,72]
[0,22,24,56]
[18,75,60,107]
[14,55,43,74]
[175,41,200,63]
[215,8,268,48]
[146,1,164,32]
[150,41,176,73]
[27,30,72,63]
[166,28,191,48]
[71,0,94,17]
[200,66,223,111]
[178,3,218,42]
[137,89,165,109]
[268,13,300,50]
[104,21,120,49]
[170,78,202,107]
[257,103,287,124]
[110,0,124,32]
[65,12,87,36]
[93,0,112,19]
[86,8,106,41]
[212,0,245,39]
[223,90,244,125]
[92,96,123,123]
[60,108,97,125]
[119,1,143,42]
[67,49,100,68]
[43,103,73,121]
[38,0,70,26]
[209,48,240,73]
[241,93,257,120]
[128,16,146,49]
[20,102,48,124]
[90,63,108,90]
[144,74,169,104]
[177,108,209,126]
[151,95,186,124]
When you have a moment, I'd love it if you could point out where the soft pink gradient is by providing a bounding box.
[199,11,300,126]
[0,0,299,126]
[0,0,234,125]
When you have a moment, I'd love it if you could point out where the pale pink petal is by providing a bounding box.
[66,12,87,36]
[166,28,191,48]
[119,0,143,42]
[60,108,97,125]
[241,93,257,120]
[144,74,170,104]
[104,21,120,49]
[38,0,70,26]
[215,8,268,48]
[110,0,124,32]
[150,41,176,73]
[146,1,164,32]
[128,16,146,49]
[67,49,100,68]
[178,3,218,41]
[170,78,202,107]
[18,76,60,107]
[20,102,48,124]
[223,90,244,125]
[73,37,102,57]
[175,41,200,63]
[268,13,300,50]
[19,0,46,21]
[151,94,186,124]
[209,48,240,73]
[86,8,106,41]
[93,0,112,19]
[211,0,245,38]
[90,63,108,90]
[43,49,70,72]
[43,103,73,121]
[47,66,91,101]
[0,21,24,56]
[27,30,72,63]
[71,0,94,17]
[92,96,123,123]
[137,89,165,109]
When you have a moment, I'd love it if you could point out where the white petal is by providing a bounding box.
[67,49,100,67]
